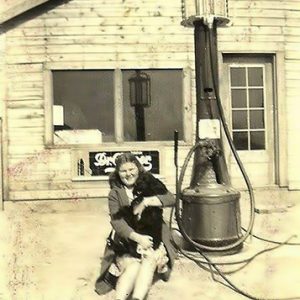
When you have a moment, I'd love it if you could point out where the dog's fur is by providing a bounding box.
[112,172,168,256]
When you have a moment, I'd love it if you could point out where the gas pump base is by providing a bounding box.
[180,184,243,255]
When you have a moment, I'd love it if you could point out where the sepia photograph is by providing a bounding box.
[0,0,300,299]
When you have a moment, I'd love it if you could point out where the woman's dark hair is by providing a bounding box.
[109,152,145,188]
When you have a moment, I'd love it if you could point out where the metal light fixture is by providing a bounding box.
[129,70,151,141]
[129,70,151,107]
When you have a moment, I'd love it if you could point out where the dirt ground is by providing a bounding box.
[1,196,300,300]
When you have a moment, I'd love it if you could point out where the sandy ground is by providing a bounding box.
[1,197,300,300]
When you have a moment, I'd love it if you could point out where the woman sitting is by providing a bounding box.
[95,152,176,300]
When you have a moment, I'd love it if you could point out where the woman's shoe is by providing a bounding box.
[160,268,171,282]
[94,271,116,295]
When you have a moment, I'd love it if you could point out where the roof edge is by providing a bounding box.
[0,0,51,24]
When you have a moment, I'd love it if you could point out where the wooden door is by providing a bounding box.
[222,55,275,188]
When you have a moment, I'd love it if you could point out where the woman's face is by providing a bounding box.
[118,162,139,188]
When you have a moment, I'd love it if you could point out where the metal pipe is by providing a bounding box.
[190,20,230,187]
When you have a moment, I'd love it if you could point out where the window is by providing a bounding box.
[53,70,115,143]
[122,69,183,141]
[230,65,266,150]
[51,69,184,145]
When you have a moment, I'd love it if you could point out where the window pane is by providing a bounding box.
[250,110,264,129]
[249,89,264,108]
[122,69,183,141]
[233,132,248,150]
[53,70,115,142]
[248,67,263,86]
[232,110,247,130]
[231,89,247,108]
[230,67,246,87]
[250,131,265,150]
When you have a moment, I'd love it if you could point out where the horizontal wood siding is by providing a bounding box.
[4,0,194,200]
[2,0,300,200]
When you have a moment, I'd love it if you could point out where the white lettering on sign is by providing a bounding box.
[93,152,153,174]
[199,119,221,139]
[94,152,122,167]
[136,155,152,171]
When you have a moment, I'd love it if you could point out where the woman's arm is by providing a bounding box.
[129,231,153,249]
[143,176,175,207]
[108,189,134,239]
[143,196,163,207]
[155,191,175,207]
[141,191,175,208]
[132,196,162,217]
[133,191,175,219]
[108,189,154,249]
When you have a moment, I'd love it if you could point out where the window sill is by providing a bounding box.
[45,140,192,150]
[72,174,166,182]
[72,176,108,182]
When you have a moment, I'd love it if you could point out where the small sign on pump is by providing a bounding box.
[198,119,221,139]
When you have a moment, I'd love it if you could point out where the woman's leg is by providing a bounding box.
[132,256,157,300]
[115,260,141,300]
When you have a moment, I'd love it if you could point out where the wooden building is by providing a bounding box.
[0,0,299,204]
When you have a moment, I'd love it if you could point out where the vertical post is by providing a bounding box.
[195,0,200,15]
[135,106,145,141]
[129,70,150,141]
[190,21,217,187]
[189,20,230,187]
[114,68,124,143]
[0,118,3,210]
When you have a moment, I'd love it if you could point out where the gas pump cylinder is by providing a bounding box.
[180,137,243,253]
[179,18,243,254]
[182,185,241,248]
[181,140,243,252]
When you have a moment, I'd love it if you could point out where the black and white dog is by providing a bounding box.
[112,172,168,257]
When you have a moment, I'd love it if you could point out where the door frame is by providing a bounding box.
[218,51,287,188]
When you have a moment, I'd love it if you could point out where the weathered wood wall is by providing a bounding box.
[284,4,300,190]
[3,0,193,200]
[0,33,5,206]
[218,0,300,190]
[1,0,300,200]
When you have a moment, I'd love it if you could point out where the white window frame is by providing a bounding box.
[229,63,267,151]
[44,65,193,147]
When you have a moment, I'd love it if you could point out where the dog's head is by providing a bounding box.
[133,172,168,197]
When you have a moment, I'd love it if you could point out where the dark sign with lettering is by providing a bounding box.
[89,151,160,176]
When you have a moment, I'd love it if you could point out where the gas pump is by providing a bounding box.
[176,0,255,254]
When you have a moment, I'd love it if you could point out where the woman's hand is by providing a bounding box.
[136,234,153,249]
[129,231,153,249]
[133,196,163,219]
[133,200,146,219]
[129,232,153,249]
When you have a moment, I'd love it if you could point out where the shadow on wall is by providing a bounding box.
[1,0,72,33]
